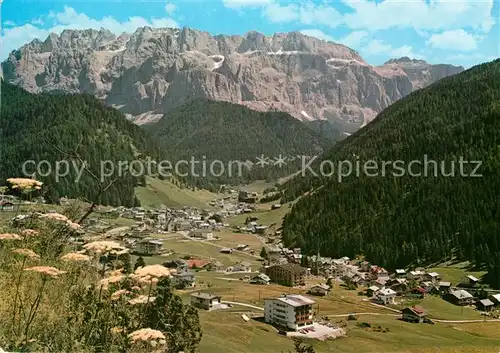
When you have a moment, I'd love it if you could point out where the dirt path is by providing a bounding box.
[434,319,500,323]
[326,312,399,318]
[221,301,264,311]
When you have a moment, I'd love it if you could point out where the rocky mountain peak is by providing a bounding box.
[237,30,269,53]
[2,26,465,131]
[385,56,427,65]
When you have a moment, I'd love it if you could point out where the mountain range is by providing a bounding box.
[2,27,464,134]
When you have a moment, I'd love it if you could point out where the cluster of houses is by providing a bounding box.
[238,218,268,234]
[0,195,47,211]
[264,245,304,265]
[0,195,17,211]
[105,199,258,233]
[296,256,500,315]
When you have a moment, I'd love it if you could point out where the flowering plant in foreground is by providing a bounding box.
[0,178,201,352]
[6,178,43,192]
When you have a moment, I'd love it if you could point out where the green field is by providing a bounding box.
[198,314,500,353]
[399,295,483,321]
[135,176,217,209]
[140,233,262,267]
[228,203,292,229]
[239,180,277,194]
[186,273,500,353]
[426,262,487,287]
[211,230,264,252]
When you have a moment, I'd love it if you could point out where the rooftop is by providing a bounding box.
[271,263,306,274]
[274,294,315,307]
[479,299,494,306]
[404,305,427,317]
[379,288,397,296]
[490,294,500,301]
[190,292,220,300]
[450,289,473,299]
[255,273,270,281]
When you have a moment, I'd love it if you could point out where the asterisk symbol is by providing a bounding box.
[273,154,287,168]
[255,154,270,168]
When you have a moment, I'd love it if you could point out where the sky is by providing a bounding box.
[1,0,499,67]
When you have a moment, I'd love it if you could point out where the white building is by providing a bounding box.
[308,284,330,296]
[190,292,222,310]
[264,294,315,331]
[374,288,397,305]
[189,229,214,240]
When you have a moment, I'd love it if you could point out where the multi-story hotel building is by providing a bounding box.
[264,294,315,331]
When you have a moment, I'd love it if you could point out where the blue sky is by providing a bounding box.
[1,0,499,67]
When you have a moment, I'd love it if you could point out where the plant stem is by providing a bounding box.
[24,277,47,342]
[140,282,153,328]
[12,257,27,335]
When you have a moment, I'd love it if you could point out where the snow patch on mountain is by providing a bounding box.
[301,111,314,121]
[210,55,225,70]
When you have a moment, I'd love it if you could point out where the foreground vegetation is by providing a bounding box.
[0,179,202,352]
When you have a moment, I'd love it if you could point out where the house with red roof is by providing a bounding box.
[185,259,211,269]
[402,305,428,323]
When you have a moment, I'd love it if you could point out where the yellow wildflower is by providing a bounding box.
[12,248,40,259]
[128,328,165,343]
[0,233,21,240]
[60,253,91,263]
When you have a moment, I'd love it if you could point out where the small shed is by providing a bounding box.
[477,299,495,311]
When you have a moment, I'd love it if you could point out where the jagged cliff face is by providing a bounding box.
[2,27,464,133]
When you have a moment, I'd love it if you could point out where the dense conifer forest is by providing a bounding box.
[305,120,344,142]
[281,60,500,286]
[0,82,162,206]
[0,84,337,201]
[150,99,333,190]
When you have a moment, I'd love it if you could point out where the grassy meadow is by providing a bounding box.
[184,272,500,353]
[134,177,217,209]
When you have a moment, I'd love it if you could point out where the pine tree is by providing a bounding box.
[144,278,202,352]
[122,253,132,274]
[260,247,268,259]
[134,256,146,270]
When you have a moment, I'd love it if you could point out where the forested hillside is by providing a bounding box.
[305,120,344,142]
[281,60,500,286]
[150,99,332,189]
[0,82,162,206]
